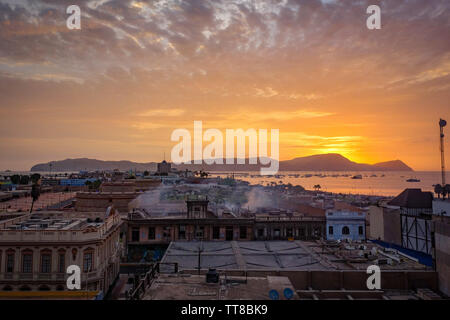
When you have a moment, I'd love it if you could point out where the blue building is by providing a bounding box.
[60,178,97,186]
[326,210,366,241]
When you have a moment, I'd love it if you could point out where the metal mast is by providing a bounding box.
[439,118,447,186]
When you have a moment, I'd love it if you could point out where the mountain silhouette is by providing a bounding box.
[30,153,413,172]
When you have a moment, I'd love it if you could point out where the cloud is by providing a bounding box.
[138,108,185,117]
[0,0,449,170]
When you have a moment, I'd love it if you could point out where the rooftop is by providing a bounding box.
[0,208,122,242]
[143,274,298,300]
[161,240,428,272]
[388,188,433,209]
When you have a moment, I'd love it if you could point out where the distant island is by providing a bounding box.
[30,153,413,172]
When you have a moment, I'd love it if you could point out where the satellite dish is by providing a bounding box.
[283,288,294,300]
[269,289,279,300]
[440,119,447,127]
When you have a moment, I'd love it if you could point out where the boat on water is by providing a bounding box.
[406,178,421,182]
[351,174,363,179]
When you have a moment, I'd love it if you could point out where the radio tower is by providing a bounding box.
[439,118,447,186]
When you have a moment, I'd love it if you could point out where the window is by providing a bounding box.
[212,226,220,240]
[257,229,264,237]
[195,226,204,239]
[148,227,155,240]
[83,252,93,272]
[225,226,233,241]
[163,226,170,239]
[178,225,186,240]
[286,228,293,237]
[298,228,305,237]
[58,253,65,273]
[22,253,33,273]
[274,229,281,239]
[131,227,140,242]
[328,226,334,235]
[313,228,320,237]
[342,226,350,235]
[239,226,247,239]
[358,226,364,235]
[41,253,51,273]
[6,253,14,273]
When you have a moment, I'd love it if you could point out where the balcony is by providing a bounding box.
[38,273,52,280]
[3,273,13,280]
[19,273,33,280]
[56,273,65,280]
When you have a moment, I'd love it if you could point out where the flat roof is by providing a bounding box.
[143,274,298,300]
[161,240,429,271]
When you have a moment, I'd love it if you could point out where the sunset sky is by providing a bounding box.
[0,0,449,171]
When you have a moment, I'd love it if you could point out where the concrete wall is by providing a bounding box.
[369,206,384,240]
[434,217,450,296]
[180,269,438,292]
[369,205,401,246]
[383,208,401,246]
[128,224,253,243]
[75,192,137,213]
[326,221,365,241]
[433,200,450,217]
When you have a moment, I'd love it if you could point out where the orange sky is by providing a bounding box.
[0,0,449,171]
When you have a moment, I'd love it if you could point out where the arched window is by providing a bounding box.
[83,248,95,272]
[40,249,52,273]
[57,249,66,273]
[342,226,350,235]
[21,249,33,273]
[5,249,15,273]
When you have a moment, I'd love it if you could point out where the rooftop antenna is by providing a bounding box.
[439,118,447,186]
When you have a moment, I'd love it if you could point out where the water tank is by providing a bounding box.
[206,268,219,283]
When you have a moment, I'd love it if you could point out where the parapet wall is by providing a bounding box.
[180,269,438,292]
[75,192,138,212]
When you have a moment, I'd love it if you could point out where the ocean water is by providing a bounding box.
[1,170,448,197]
[212,171,449,197]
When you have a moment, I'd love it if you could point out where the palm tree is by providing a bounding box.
[314,184,321,191]
[30,183,41,213]
[444,184,450,199]
[434,184,443,199]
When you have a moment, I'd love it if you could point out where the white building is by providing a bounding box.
[326,210,366,241]
[0,207,122,297]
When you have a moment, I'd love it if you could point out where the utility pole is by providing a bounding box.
[439,119,447,186]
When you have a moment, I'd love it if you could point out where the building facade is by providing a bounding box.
[369,202,402,245]
[326,210,366,241]
[388,189,433,255]
[0,208,122,294]
[433,199,450,296]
